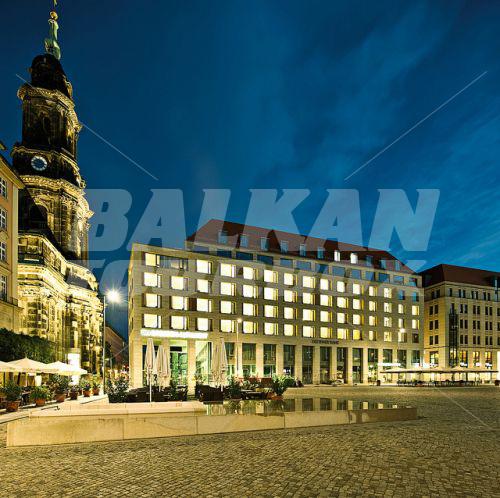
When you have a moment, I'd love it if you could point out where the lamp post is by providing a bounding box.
[102,289,121,392]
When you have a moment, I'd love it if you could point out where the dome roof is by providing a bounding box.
[30,54,72,99]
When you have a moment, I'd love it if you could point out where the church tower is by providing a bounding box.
[13,4,103,374]
[12,13,91,261]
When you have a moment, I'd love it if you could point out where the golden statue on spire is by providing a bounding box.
[45,0,61,59]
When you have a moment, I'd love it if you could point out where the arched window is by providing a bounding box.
[29,204,48,229]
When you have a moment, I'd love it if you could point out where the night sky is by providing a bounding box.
[1,1,499,337]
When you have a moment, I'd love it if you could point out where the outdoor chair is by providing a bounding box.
[153,392,166,402]
[198,385,223,403]
[135,391,149,402]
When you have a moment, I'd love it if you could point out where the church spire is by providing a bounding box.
[44,1,61,60]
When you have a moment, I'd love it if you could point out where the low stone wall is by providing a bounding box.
[6,405,417,447]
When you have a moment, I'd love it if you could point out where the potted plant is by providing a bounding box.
[271,375,295,400]
[79,377,91,397]
[91,376,101,396]
[2,381,23,412]
[30,386,51,407]
[69,384,79,400]
[168,378,180,401]
[106,376,129,403]
[226,376,242,400]
[52,375,69,403]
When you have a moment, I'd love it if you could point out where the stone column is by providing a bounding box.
[162,338,170,381]
[479,349,485,368]
[362,347,369,384]
[346,346,353,385]
[256,343,264,377]
[236,340,243,378]
[378,348,384,383]
[129,339,143,388]
[275,343,284,375]
[495,351,500,382]
[295,344,303,381]
[331,347,337,382]
[313,345,321,384]
[187,340,196,392]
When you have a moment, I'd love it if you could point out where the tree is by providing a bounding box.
[0,328,55,362]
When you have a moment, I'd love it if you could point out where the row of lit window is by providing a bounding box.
[145,295,420,325]
[429,351,494,367]
[144,257,416,292]
[142,313,417,341]
[143,273,419,303]
[216,231,404,271]
[144,292,420,316]
[143,303,419,328]
[430,288,495,302]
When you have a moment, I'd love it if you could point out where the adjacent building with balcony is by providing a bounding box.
[128,219,424,389]
[420,264,500,375]
[0,154,24,331]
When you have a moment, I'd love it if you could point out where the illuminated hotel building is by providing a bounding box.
[129,220,424,389]
[420,264,500,374]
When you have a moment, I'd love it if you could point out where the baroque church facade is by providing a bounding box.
[11,9,103,373]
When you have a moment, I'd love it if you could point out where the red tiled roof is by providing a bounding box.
[420,264,500,288]
[187,219,414,273]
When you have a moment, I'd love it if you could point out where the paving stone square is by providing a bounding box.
[0,386,498,497]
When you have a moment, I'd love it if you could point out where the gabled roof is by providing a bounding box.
[420,264,500,288]
[0,153,25,188]
[187,219,414,274]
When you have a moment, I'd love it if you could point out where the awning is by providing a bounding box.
[383,367,498,374]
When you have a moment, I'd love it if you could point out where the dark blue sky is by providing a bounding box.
[1,0,499,336]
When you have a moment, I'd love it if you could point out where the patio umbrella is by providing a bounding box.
[0,361,21,373]
[144,338,156,402]
[45,361,87,376]
[155,344,171,390]
[7,357,59,374]
[211,338,228,389]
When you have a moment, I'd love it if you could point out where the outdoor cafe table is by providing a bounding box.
[241,390,267,400]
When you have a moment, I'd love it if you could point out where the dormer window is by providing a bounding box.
[366,255,373,266]
[350,253,358,264]
[380,259,387,270]
[280,241,288,254]
[334,250,341,262]
[395,260,401,271]
[218,230,228,244]
[299,244,307,257]
[260,237,269,251]
[317,247,324,259]
[240,234,249,248]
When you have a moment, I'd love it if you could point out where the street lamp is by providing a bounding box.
[102,289,121,392]
[236,318,242,378]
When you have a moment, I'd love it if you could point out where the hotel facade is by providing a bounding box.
[129,220,424,389]
[420,264,500,374]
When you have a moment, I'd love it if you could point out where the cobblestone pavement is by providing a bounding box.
[0,387,498,497]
